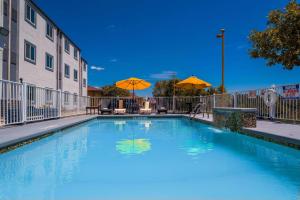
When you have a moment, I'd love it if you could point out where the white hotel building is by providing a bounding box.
[0,0,88,96]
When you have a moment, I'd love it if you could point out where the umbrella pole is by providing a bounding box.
[132,84,135,113]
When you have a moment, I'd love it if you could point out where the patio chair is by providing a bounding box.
[140,101,152,114]
[99,99,113,115]
[157,106,168,114]
[114,100,126,114]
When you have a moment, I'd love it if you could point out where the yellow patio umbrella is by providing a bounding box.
[116,77,151,97]
[176,76,211,90]
[116,139,151,155]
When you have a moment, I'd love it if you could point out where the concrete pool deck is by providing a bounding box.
[191,114,300,148]
[0,115,98,150]
[0,114,299,151]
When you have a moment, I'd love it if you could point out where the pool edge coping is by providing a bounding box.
[0,114,299,153]
[185,116,300,149]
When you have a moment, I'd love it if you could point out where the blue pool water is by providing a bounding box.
[0,117,300,200]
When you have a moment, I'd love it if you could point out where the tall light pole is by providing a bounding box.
[217,29,225,93]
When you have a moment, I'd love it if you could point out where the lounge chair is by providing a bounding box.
[140,101,152,114]
[99,99,113,115]
[157,106,168,114]
[114,100,126,114]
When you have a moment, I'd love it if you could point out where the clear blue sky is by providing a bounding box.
[36,0,300,96]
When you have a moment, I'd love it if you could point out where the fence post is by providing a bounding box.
[22,82,27,123]
[58,90,62,118]
[213,94,216,108]
[234,92,237,108]
[172,95,176,113]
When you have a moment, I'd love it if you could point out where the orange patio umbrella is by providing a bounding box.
[116,77,151,97]
[176,76,211,90]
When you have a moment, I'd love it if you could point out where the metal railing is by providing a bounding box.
[234,85,300,122]
[0,78,299,127]
[0,80,23,126]
[26,84,61,122]
[61,92,90,117]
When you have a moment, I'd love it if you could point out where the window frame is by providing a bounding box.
[83,63,87,72]
[73,69,78,81]
[45,53,54,71]
[83,78,87,87]
[64,39,70,54]
[24,40,36,64]
[25,3,36,28]
[74,48,78,60]
[46,22,54,41]
[73,93,78,104]
[64,92,70,105]
[64,64,70,78]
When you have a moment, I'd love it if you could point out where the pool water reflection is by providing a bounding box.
[0,117,300,200]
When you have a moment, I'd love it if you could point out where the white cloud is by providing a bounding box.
[91,65,105,71]
[150,71,177,79]
[110,58,118,63]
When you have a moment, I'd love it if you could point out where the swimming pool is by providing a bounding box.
[0,117,299,200]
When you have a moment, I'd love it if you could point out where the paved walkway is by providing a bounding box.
[191,114,300,147]
[0,115,97,149]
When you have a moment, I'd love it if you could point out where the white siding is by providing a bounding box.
[18,0,57,89]
[61,35,80,94]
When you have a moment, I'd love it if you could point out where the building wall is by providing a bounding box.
[1,0,88,96]
[81,59,88,96]
[18,0,57,89]
[61,35,80,95]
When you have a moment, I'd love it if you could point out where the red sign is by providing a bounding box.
[282,84,299,99]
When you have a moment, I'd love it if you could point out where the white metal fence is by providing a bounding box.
[0,80,91,126]
[61,92,90,117]
[0,79,299,127]
[234,85,300,122]
[25,84,61,122]
[0,80,23,126]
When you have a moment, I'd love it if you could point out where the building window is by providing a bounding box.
[12,8,17,23]
[45,53,54,71]
[25,4,36,27]
[73,93,78,104]
[83,78,87,87]
[46,22,54,41]
[74,69,78,81]
[74,49,78,60]
[3,1,8,16]
[64,64,70,78]
[64,39,70,53]
[83,63,87,72]
[24,40,36,64]
[64,92,69,105]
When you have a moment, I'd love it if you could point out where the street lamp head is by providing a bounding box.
[216,34,222,38]
[220,28,225,33]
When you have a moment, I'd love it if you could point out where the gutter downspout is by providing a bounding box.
[7,0,11,80]
[0,0,4,79]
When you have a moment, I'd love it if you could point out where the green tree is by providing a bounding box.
[249,0,300,70]
[152,79,216,97]
[101,85,131,97]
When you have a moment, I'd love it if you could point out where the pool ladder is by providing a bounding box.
[189,102,209,119]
